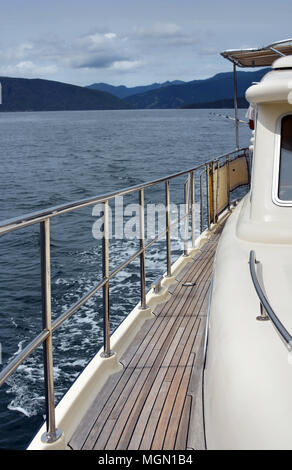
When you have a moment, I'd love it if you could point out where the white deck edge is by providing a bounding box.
[27,210,230,450]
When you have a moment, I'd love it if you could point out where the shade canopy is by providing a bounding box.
[221,39,292,68]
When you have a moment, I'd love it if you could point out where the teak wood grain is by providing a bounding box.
[69,223,224,450]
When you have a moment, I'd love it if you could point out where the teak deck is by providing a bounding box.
[69,223,224,451]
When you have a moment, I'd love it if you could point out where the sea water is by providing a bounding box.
[0,108,250,449]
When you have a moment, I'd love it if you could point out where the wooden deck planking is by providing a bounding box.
[154,243,217,317]
[163,364,193,450]
[175,395,192,450]
[69,223,224,451]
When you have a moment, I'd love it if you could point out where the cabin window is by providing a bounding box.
[278,115,292,201]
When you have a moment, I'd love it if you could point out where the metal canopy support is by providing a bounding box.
[233,63,239,151]
[221,38,292,68]
[269,46,285,57]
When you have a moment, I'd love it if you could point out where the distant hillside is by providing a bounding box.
[0,69,270,112]
[87,80,185,99]
[125,69,269,109]
[181,97,249,109]
[0,77,132,112]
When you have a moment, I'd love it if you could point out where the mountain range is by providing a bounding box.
[0,68,270,112]
[87,68,268,109]
[87,80,185,99]
[122,69,269,109]
[0,76,132,112]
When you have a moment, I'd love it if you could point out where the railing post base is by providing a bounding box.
[139,304,150,311]
[256,315,270,322]
[256,303,270,322]
[41,428,63,445]
[100,350,115,359]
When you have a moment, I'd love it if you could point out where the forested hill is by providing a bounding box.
[87,80,185,99]
[124,69,269,109]
[0,76,132,111]
[0,69,270,112]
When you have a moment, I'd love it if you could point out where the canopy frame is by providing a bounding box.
[221,39,292,149]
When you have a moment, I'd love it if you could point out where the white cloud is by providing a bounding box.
[0,42,34,61]
[104,33,117,40]
[0,30,133,74]
[0,23,201,83]
[63,31,133,70]
[110,60,144,72]
[0,61,57,77]
[15,43,34,59]
[78,31,119,51]
[132,22,199,48]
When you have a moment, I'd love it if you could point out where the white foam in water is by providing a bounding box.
[0,109,250,448]
[13,340,25,357]
[6,368,45,418]
[7,403,31,417]
[10,318,18,328]
[7,214,204,416]
[5,200,204,418]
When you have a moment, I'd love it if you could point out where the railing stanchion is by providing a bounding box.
[101,200,113,358]
[139,189,148,309]
[183,175,190,256]
[200,170,204,233]
[247,149,252,191]
[233,63,240,150]
[207,164,212,230]
[40,218,62,444]
[165,180,172,277]
[211,162,216,224]
[215,161,220,223]
[227,155,231,211]
[190,171,196,248]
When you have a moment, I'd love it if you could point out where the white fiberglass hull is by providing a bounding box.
[204,195,292,450]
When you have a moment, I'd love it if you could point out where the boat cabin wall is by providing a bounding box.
[251,101,292,221]
[237,99,292,243]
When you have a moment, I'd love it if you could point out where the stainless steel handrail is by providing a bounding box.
[52,205,199,332]
[249,250,292,346]
[0,330,50,386]
[0,147,249,444]
[0,148,247,236]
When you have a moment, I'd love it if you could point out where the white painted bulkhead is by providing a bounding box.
[204,57,292,449]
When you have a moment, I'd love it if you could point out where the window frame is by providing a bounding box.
[272,113,292,206]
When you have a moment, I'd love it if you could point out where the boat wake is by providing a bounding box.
[4,215,200,418]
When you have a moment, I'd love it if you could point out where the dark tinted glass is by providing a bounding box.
[278,115,292,200]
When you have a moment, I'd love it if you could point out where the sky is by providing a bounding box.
[0,0,291,87]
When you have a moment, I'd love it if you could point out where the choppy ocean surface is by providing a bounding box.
[0,109,250,449]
